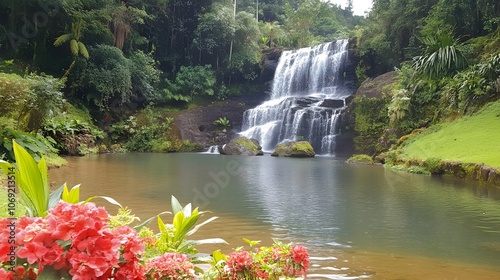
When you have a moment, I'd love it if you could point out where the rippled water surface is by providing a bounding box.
[50,153,500,279]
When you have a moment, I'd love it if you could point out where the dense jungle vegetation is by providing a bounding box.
[0,0,362,159]
[0,0,499,168]
[351,0,500,173]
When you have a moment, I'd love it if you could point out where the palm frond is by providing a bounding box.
[70,39,79,56]
[78,42,89,59]
[53,33,72,47]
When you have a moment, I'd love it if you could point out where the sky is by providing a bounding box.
[329,0,373,16]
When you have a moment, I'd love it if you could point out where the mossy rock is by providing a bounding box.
[220,137,263,156]
[347,154,374,164]
[271,141,315,158]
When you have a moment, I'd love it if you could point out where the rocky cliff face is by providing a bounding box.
[173,94,267,149]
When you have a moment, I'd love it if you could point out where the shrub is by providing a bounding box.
[0,73,30,119]
[424,157,444,175]
[164,65,216,102]
[347,154,374,164]
[407,166,431,175]
[0,73,65,131]
[69,46,160,111]
[0,129,58,162]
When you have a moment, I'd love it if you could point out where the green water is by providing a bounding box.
[50,153,500,278]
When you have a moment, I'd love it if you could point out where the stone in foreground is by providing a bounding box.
[271,141,315,157]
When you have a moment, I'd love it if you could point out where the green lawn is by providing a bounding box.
[401,100,500,168]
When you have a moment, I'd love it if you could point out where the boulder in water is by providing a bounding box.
[220,137,264,156]
[271,141,315,157]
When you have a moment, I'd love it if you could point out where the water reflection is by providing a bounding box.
[50,153,500,278]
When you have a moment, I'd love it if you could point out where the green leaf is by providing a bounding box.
[183,203,192,217]
[157,215,167,233]
[53,33,71,47]
[84,195,122,208]
[134,211,171,231]
[171,195,183,214]
[242,238,261,247]
[13,140,48,216]
[0,160,12,174]
[56,239,72,248]
[49,183,65,209]
[212,250,227,262]
[62,184,80,204]
[70,39,79,56]
[186,216,218,236]
[38,157,49,198]
[78,42,89,59]
[173,211,185,233]
[175,212,199,241]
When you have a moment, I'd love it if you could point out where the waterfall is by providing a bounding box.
[240,40,352,155]
[203,145,220,154]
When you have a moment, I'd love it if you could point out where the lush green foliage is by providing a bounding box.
[0,0,359,90]
[352,96,391,155]
[147,196,225,258]
[214,117,231,128]
[412,30,467,79]
[69,45,160,111]
[108,106,178,153]
[0,73,65,131]
[347,154,374,164]
[42,118,103,156]
[0,141,51,217]
[442,52,500,113]
[354,0,500,80]
[0,73,30,120]
[0,129,58,163]
[164,65,216,102]
[396,100,500,168]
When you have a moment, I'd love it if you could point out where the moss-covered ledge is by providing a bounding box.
[271,141,315,157]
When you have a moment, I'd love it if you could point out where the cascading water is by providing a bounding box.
[240,39,353,155]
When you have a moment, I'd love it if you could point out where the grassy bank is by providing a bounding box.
[399,100,500,169]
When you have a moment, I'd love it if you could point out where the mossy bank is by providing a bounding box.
[385,100,500,186]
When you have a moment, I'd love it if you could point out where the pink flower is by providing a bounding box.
[146,253,195,279]
[16,242,49,264]
[1,202,148,280]
[225,250,257,279]
[226,250,254,272]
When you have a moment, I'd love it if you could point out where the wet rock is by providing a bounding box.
[220,137,264,156]
[271,141,315,157]
[317,99,345,108]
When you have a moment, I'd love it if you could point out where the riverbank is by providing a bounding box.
[349,100,500,186]
[399,100,500,167]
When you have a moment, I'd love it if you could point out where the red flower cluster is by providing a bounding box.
[0,202,145,280]
[220,244,310,280]
[282,245,310,277]
[225,250,256,279]
[145,252,195,280]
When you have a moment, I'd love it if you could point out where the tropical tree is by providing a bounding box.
[229,11,261,82]
[168,65,216,101]
[109,2,150,50]
[263,21,282,48]
[53,18,89,78]
[193,4,235,68]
